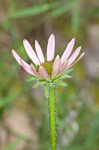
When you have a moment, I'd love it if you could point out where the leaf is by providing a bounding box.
[60,71,72,80]
[61,74,72,80]
[27,76,37,82]
[61,69,73,76]
[51,0,75,17]
[62,145,82,150]
[33,81,46,88]
[88,6,99,18]
[33,82,41,88]
[72,4,80,33]
[4,137,24,150]
[57,81,68,87]
[2,19,12,30]
[0,93,18,108]
[8,3,54,19]
[85,111,99,148]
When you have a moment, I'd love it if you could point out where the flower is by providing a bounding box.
[12,34,85,80]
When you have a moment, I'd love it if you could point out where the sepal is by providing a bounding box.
[27,69,72,88]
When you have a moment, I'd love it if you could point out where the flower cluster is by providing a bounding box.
[12,34,85,82]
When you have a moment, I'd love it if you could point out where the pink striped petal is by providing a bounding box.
[30,64,39,77]
[23,39,40,65]
[12,50,34,75]
[61,38,75,64]
[39,66,49,79]
[67,46,81,66]
[47,34,55,61]
[60,59,68,73]
[67,52,85,69]
[35,40,45,63]
[52,55,60,77]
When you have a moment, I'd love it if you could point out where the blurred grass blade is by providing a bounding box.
[88,6,99,18]
[85,111,99,148]
[51,0,75,17]
[4,136,26,150]
[9,3,54,19]
[71,5,80,33]
[0,93,18,108]
[62,145,82,150]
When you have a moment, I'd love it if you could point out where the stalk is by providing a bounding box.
[48,86,56,150]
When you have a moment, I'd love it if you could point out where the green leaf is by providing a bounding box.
[85,111,99,148]
[0,93,18,108]
[27,76,37,82]
[88,6,99,18]
[33,82,41,88]
[33,81,46,88]
[62,145,82,150]
[60,70,72,80]
[72,5,80,33]
[61,74,72,80]
[2,19,12,30]
[57,81,68,87]
[4,137,24,150]
[51,0,75,17]
[8,3,54,19]
[63,70,73,74]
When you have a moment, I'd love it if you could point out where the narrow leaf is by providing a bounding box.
[58,81,68,87]
[51,0,75,17]
[9,4,54,18]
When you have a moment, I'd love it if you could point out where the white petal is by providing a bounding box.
[39,66,49,79]
[67,46,81,66]
[30,64,39,77]
[67,52,85,69]
[47,34,55,61]
[23,39,40,65]
[61,38,75,64]
[52,55,60,77]
[35,40,45,63]
[12,50,34,75]
[60,59,68,73]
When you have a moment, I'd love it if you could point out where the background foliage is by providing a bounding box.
[0,0,99,150]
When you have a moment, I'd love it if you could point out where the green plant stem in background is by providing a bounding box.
[48,86,56,150]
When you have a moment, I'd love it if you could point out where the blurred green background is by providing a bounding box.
[0,0,99,150]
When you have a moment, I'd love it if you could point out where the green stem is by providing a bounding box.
[48,86,56,150]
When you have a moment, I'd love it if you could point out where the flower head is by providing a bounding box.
[12,34,85,81]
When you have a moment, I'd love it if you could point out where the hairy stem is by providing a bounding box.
[48,86,56,150]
